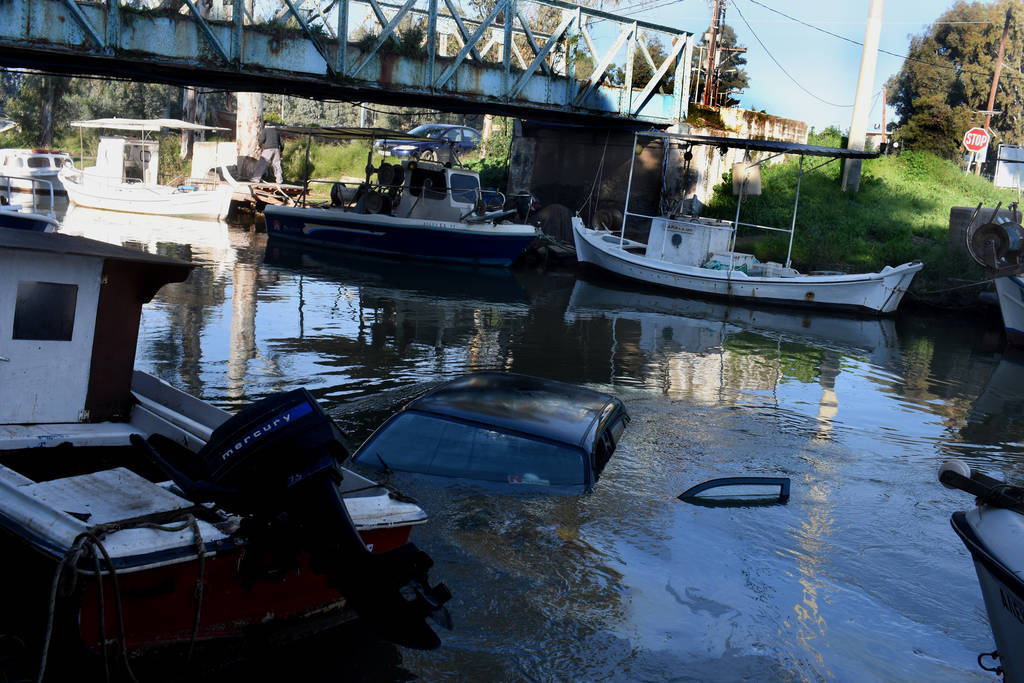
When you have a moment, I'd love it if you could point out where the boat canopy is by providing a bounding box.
[637,130,880,160]
[70,118,227,132]
[275,126,430,141]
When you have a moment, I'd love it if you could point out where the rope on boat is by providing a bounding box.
[915,279,990,295]
[37,510,208,683]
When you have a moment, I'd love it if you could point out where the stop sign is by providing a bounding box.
[963,127,990,152]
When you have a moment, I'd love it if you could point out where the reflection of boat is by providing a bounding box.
[1,174,58,232]
[572,131,922,314]
[959,351,1024,446]
[264,127,536,266]
[59,204,231,254]
[565,276,900,361]
[0,148,72,197]
[939,461,1024,682]
[264,240,532,307]
[59,118,233,220]
[0,230,450,665]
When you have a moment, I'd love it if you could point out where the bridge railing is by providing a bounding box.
[1,0,693,123]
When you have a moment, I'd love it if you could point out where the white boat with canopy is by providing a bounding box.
[572,131,923,315]
[59,118,233,220]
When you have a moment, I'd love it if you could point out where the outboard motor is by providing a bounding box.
[132,389,450,649]
[965,201,1024,277]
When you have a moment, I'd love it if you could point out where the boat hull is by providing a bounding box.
[61,171,232,220]
[951,509,1024,682]
[265,205,537,267]
[995,275,1024,346]
[572,221,922,315]
[0,208,57,232]
[1,512,415,654]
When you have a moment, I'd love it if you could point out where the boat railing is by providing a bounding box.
[0,174,55,217]
[308,178,506,214]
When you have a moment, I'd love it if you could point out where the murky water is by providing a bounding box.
[56,208,1024,681]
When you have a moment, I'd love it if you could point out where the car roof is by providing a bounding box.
[406,372,623,450]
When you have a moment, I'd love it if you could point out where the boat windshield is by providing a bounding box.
[448,172,479,204]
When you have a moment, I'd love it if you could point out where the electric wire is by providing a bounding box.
[745,0,1021,82]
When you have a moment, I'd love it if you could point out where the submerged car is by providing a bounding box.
[375,124,482,161]
[351,372,629,492]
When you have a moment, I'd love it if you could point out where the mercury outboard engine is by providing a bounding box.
[132,388,450,649]
[965,201,1024,277]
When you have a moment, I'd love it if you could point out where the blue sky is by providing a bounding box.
[625,0,998,132]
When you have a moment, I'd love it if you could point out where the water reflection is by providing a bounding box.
[40,211,1024,680]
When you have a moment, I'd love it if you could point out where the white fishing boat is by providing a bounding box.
[0,228,451,673]
[0,147,72,200]
[572,131,922,315]
[940,460,1024,682]
[264,127,537,267]
[962,201,1024,347]
[59,118,233,220]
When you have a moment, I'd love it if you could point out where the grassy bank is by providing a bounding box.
[702,143,1020,304]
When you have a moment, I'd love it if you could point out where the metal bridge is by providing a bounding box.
[0,0,694,125]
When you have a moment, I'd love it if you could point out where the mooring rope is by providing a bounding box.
[37,510,208,683]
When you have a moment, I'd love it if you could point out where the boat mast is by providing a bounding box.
[786,155,803,268]
[621,132,640,247]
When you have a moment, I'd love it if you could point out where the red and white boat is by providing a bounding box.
[0,228,449,675]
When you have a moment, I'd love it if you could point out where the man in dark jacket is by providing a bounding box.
[250,123,283,183]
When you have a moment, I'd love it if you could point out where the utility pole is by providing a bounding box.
[702,0,725,107]
[841,0,884,193]
[976,8,1011,176]
[881,85,886,146]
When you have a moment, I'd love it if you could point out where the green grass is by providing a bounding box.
[703,149,1021,300]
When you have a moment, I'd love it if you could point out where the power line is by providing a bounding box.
[745,0,1021,82]
[730,0,853,107]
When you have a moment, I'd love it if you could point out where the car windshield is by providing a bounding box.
[355,412,586,487]
[408,125,451,139]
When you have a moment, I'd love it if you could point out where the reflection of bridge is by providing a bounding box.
[0,0,693,124]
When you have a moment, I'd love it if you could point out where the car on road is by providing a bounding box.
[375,124,482,162]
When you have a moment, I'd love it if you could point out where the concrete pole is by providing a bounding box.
[841,0,884,193]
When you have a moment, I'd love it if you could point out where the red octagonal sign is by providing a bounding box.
[963,127,991,152]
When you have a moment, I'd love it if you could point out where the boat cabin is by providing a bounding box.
[0,148,72,177]
[392,163,484,222]
[0,228,191,426]
[87,136,160,185]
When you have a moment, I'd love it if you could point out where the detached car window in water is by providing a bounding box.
[355,412,586,487]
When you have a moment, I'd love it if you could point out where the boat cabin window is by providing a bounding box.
[13,281,78,342]
[408,168,447,200]
[27,157,50,168]
[448,172,479,205]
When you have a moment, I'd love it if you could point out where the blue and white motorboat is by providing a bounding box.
[264,127,537,267]
[0,174,58,232]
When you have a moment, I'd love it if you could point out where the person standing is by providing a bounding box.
[250,122,283,183]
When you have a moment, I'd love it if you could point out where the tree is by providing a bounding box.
[886,0,1024,159]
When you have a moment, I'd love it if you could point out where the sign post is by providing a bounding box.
[964,127,991,174]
